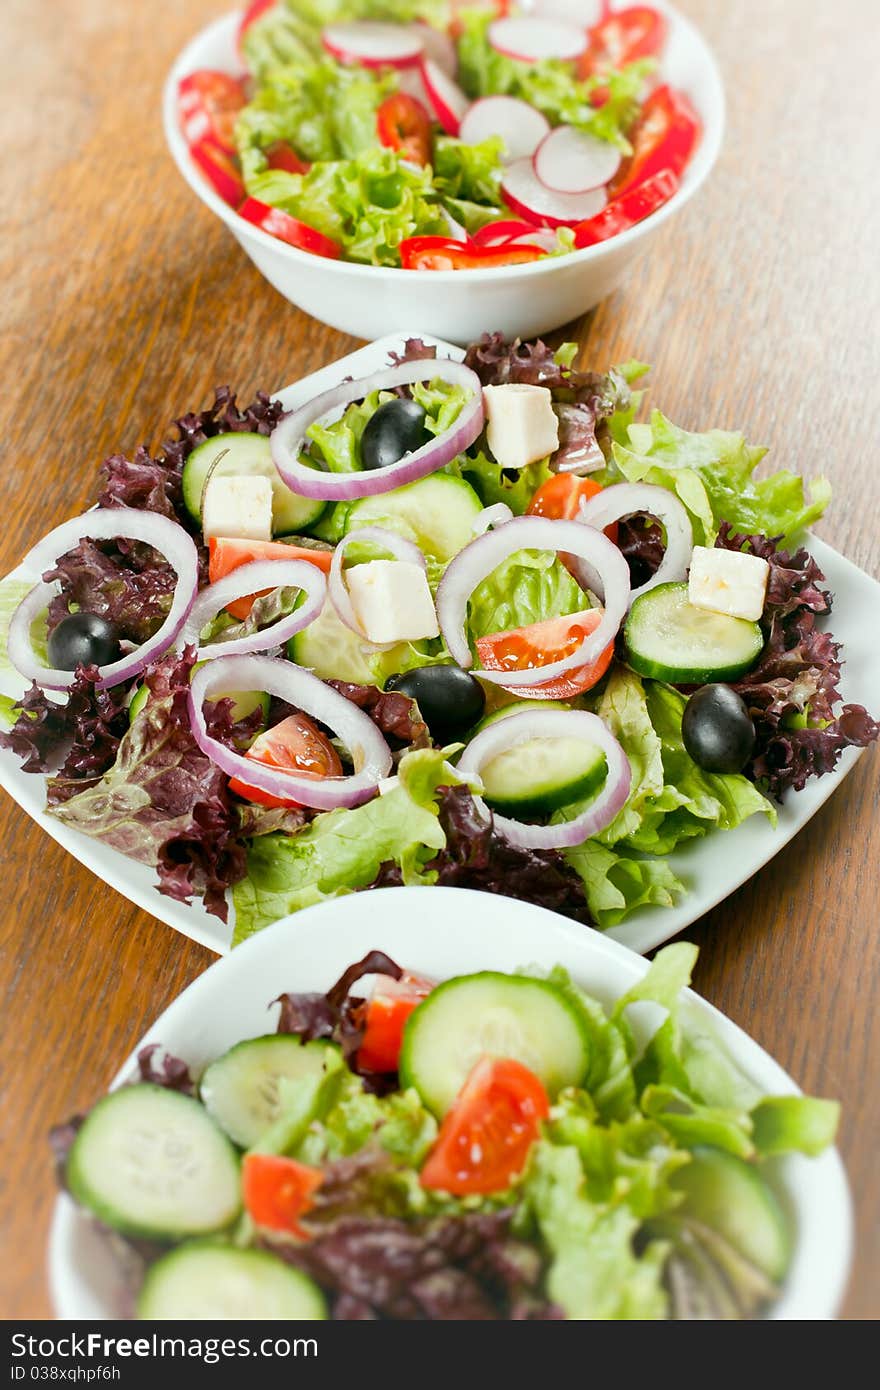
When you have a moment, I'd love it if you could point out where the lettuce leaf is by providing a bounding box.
[243,147,449,266]
[561,840,684,930]
[232,747,457,941]
[602,410,831,545]
[523,1144,669,1319]
[466,547,589,645]
[446,449,553,515]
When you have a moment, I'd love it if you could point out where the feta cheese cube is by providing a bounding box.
[202,474,273,543]
[346,560,439,645]
[688,545,770,622]
[483,384,559,471]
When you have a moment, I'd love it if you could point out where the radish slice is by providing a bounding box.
[534,125,621,193]
[421,59,470,135]
[322,22,424,69]
[488,16,588,63]
[395,64,429,104]
[502,157,606,228]
[525,0,606,26]
[411,21,457,77]
[459,96,550,163]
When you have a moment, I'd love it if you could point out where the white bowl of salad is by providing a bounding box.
[162,1,724,340]
[48,888,851,1320]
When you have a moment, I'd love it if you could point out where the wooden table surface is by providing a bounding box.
[1,0,877,1321]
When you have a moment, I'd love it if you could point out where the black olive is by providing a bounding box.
[386,666,486,742]
[361,399,430,471]
[47,613,122,671]
[682,684,756,774]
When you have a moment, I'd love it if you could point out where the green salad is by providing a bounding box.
[56,943,840,1319]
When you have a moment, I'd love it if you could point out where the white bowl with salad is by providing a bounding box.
[162,1,724,340]
[48,888,852,1320]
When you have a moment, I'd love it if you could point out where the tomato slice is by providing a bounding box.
[189,138,245,207]
[229,713,343,809]
[399,236,547,271]
[476,610,615,700]
[265,141,311,176]
[237,0,278,56]
[238,198,342,259]
[241,1153,323,1235]
[527,474,618,555]
[208,538,332,620]
[579,5,668,80]
[178,71,246,153]
[377,93,433,166]
[358,973,433,1074]
[420,1058,549,1196]
[608,85,700,198]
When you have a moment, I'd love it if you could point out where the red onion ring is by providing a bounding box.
[472,503,514,535]
[179,560,327,660]
[270,358,484,501]
[329,527,427,645]
[576,482,693,606]
[436,515,630,688]
[188,655,392,810]
[6,508,199,691]
[456,709,631,850]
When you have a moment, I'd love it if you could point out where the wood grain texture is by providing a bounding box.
[0,0,877,1320]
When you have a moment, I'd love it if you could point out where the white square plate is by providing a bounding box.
[1,335,877,957]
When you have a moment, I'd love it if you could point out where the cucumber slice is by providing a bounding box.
[344,475,483,562]
[399,972,590,1116]
[481,735,607,817]
[671,1147,791,1282]
[200,1036,340,1148]
[67,1085,241,1239]
[137,1243,327,1320]
[288,597,425,685]
[624,582,764,684]
[181,433,325,536]
[129,682,269,728]
[476,699,568,731]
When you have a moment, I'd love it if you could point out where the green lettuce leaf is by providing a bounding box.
[467,547,589,647]
[242,145,449,265]
[446,449,553,515]
[523,1143,669,1319]
[750,1095,840,1158]
[602,409,831,545]
[561,840,685,929]
[0,578,48,671]
[433,134,504,212]
[232,747,458,942]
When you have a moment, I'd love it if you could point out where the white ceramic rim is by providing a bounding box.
[47,887,853,1321]
[161,0,725,286]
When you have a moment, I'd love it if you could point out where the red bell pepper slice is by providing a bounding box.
[238,198,342,259]
[609,84,701,197]
[573,167,680,247]
[580,5,668,79]
[399,236,547,270]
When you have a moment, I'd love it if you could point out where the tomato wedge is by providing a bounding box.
[399,236,547,271]
[229,713,343,809]
[608,85,700,198]
[527,475,618,557]
[579,5,668,80]
[208,538,332,619]
[189,138,245,207]
[241,1153,323,1235]
[238,198,342,259]
[265,141,311,176]
[575,168,679,246]
[358,973,433,1074]
[377,93,433,166]
[476,610,615,700]
[178,71,246,152]
[237,0,278,56]
[420,1058,549,1196]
